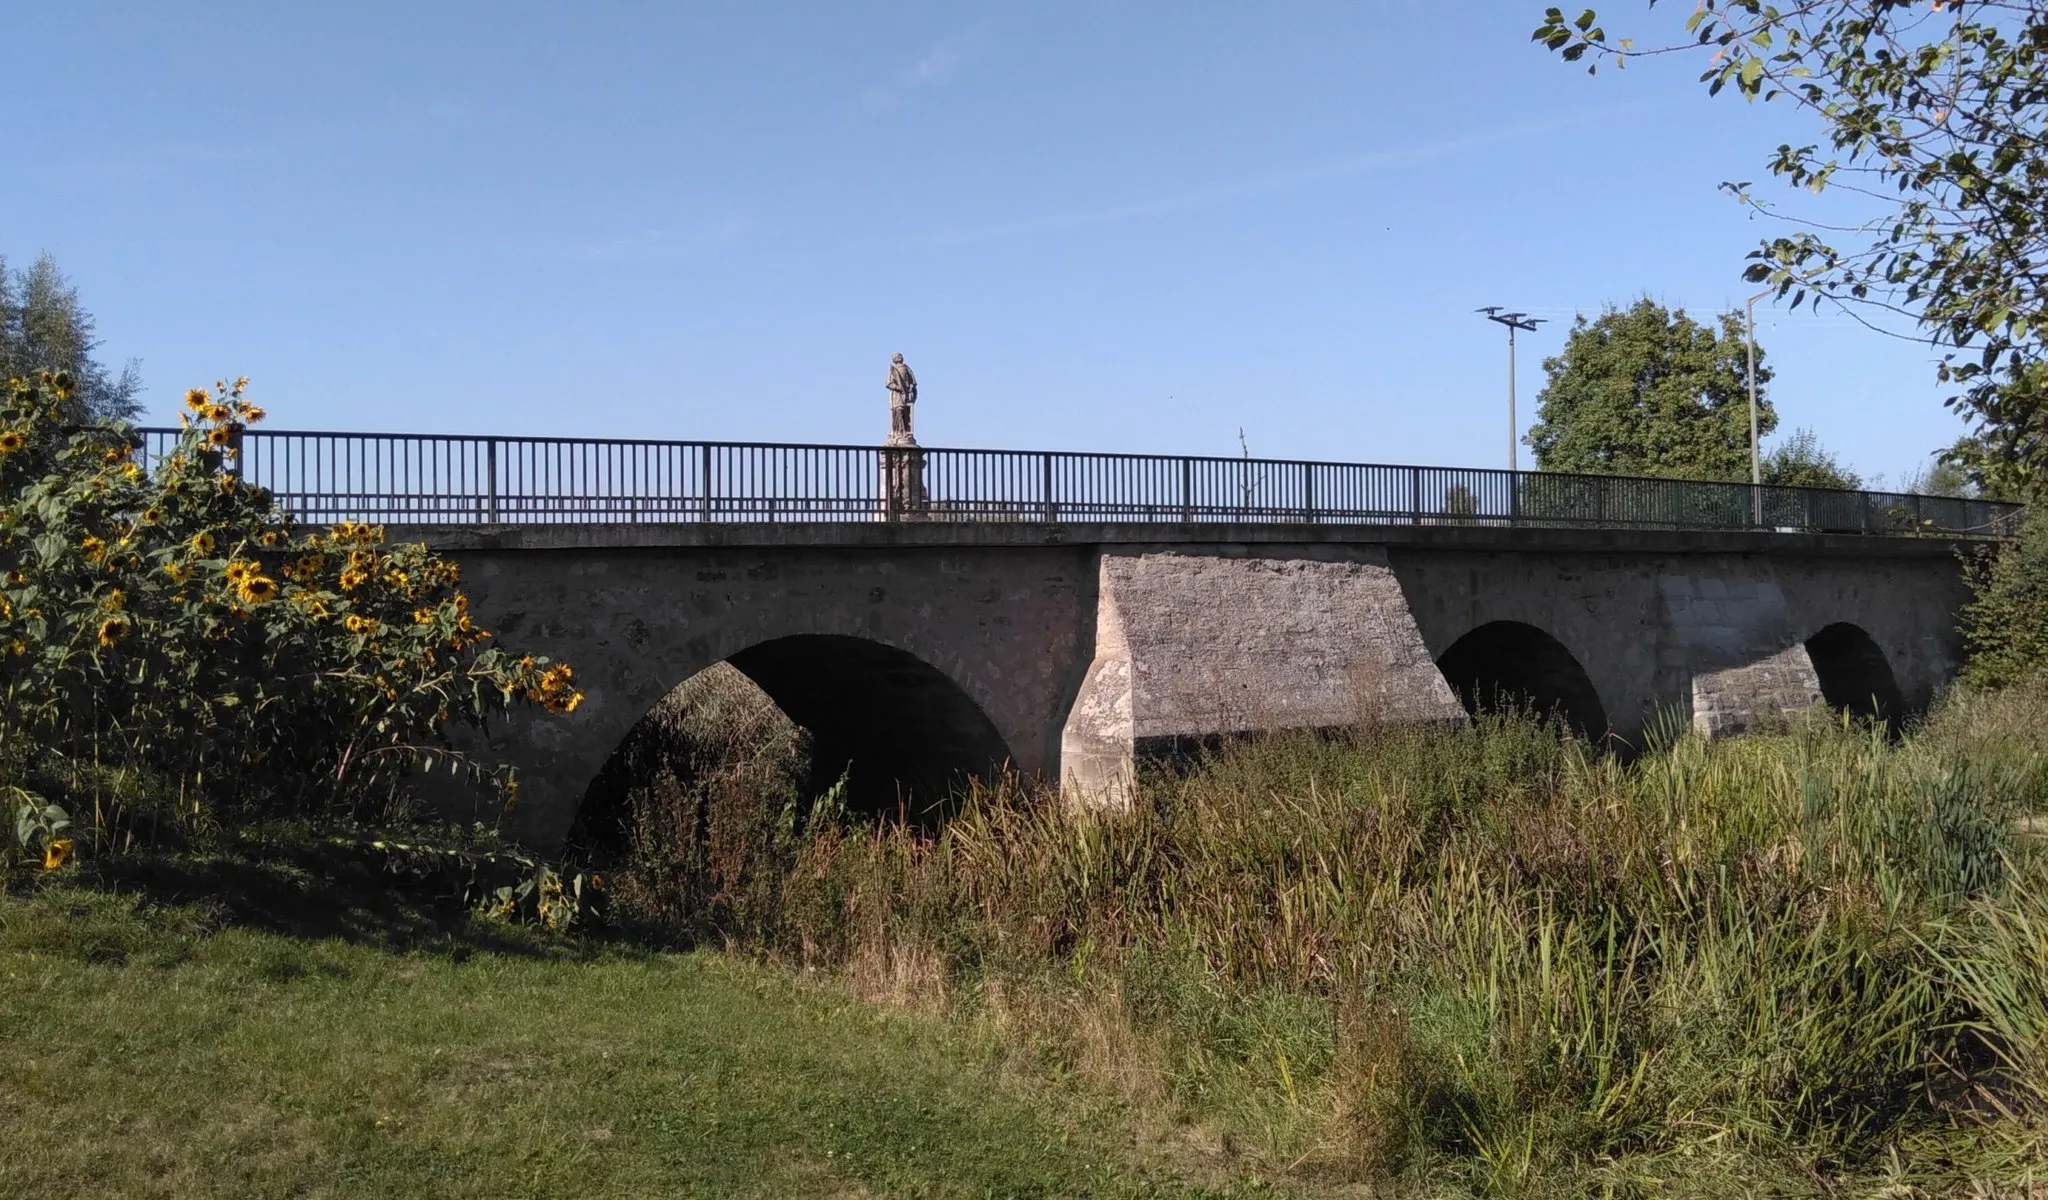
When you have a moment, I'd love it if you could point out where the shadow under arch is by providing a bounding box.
[574,634,1014,852]
[1804,622,1905,734]
[1434,620,1609,741]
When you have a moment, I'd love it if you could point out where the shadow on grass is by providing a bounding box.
[30,835,608,960]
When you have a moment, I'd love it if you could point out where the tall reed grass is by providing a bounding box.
[595,671,2048,1193]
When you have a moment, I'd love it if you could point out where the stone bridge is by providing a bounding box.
[411,521,1975,848]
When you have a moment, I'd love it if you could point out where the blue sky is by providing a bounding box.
[3,1,1974,483]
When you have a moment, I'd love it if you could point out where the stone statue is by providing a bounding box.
[879,352,926,518]
[886,352,918,441]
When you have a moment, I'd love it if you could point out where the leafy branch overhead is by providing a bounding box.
[1533,2,2048,489]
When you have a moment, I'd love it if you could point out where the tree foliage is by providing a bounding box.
[0,371,582,864]
[1534,2,2048,488]
[1960,502,2048,687]
[1526,297,1780,479]
[0,253,141,423]
[1762,426,1862,488]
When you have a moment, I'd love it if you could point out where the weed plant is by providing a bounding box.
[600,669,2048,1194]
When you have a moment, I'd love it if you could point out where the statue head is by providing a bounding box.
[892,353,904,363]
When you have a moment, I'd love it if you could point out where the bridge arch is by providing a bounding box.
[1433,620,1608,740]
[1804,621,1904,732]
[576,633,1015,849]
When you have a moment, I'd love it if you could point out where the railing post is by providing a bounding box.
[1041,451,1055,523]
[1507,466,1519,525]
[1302,462,1316,523]
[1180,458,1192,522]
[700,443,713,522]
[1410,466,1422,524]
[485,437,500,523]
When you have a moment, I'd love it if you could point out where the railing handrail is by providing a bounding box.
[124,425,2022,538]
[131,426,2004,509]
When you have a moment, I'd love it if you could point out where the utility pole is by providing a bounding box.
[1477,307,1545,472]
[1745,287,1773,526]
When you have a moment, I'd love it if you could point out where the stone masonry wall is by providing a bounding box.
[1059,547,1465,805]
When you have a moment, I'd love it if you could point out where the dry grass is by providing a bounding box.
[592,665,2048,1196]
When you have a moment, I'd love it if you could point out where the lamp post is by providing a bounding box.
[1477,307,1544,472]
[1744,287,1772,525]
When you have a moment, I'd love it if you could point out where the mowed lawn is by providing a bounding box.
[0,886,1251,1199]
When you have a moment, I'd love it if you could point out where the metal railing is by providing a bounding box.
[134,427,2022,537]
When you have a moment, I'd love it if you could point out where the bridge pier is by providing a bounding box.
[1059,548,1465,807]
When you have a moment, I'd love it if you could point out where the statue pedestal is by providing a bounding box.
[880,432,927,521]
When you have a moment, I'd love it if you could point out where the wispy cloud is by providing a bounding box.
[858,26,987,114]
[922,102,1657,246]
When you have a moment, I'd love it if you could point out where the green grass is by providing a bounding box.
[595,676,2048,1196]
[0,882,1264,1199]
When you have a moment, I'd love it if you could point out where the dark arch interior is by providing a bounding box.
[1434,620,1609,740]
[1805,622,1904,733]
[726,634,1012,818]
[574,635,1013,852]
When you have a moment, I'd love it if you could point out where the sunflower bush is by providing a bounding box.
[0,370,582,867]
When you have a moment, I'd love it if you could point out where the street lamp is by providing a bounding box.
[1745,287,1772,525]
[1477,307,1545,472]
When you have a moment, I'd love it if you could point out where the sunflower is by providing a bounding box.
[338,568,368,591]
[81,535,107,564]
[97,616,130,647]
[42,837,73,871]
[0,430,24,454]
[259,530,281,547]
[183,387,209,411]
[204,427,233,448]
[237,575,278,604]
[139,507,162,526]
[344,614,377,635]
[242,405,266,424]
[412,607,435,625]
[101,589,125,611]
[190,531,217,556]
[224,560,255,584]
[202,403,231,423]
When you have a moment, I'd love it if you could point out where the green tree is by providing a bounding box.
[0,252,142,423]
[1762,427,1861,490]
[1533,2,2048,488]
[1526,297,1777,479]
[1960,504,2048,688]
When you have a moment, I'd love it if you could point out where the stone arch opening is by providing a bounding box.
[1804,622,1904,733]
[573,635,1013,853]
[1434,620,1609,740]
[726,634,1013,816]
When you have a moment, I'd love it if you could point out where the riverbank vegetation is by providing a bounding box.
[577,668,2048,1196]
[0,371,585,898]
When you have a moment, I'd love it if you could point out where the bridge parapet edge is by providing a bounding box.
[394,520,1987,559]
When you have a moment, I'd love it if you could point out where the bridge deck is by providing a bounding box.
[402,520,1977,559]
